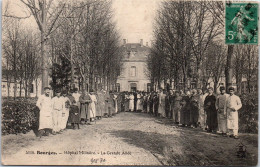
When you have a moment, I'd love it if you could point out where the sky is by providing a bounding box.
[2,0,160,46]
[112,0,160,45]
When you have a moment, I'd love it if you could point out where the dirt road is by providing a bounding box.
[2,112,258,166]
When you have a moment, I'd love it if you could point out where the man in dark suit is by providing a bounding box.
[134,91,138,112]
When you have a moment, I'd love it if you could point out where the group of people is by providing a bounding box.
[36,87,118,137]
[118,86,242,139]
[36,86,242,139]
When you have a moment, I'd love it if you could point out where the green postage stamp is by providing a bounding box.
[225,2,258,44]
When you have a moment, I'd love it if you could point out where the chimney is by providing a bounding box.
[146,42,148,47]
[140,39,143,47]
[123,39,126,45]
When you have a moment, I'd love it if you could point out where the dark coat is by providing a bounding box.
[204,94,218,131]
[79,93,92,120]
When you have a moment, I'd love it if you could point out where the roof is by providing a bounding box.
[120,43,150,61]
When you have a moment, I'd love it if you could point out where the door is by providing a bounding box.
[130,83,137,92]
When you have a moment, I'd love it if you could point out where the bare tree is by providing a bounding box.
[48,0,122,91]
[233,45,258,93]
[20,0,65,93]
[2,19,22,98]
[204,42,227,92]
[207,1,234,91]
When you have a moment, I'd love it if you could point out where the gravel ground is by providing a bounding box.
[1,112,258,166]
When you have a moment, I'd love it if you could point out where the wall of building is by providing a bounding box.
[116,41,151,92]
[1,79,42,97]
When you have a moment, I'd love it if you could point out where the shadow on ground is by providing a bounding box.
[109,127,257,166]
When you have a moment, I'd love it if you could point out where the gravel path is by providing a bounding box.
[2,112,258,166]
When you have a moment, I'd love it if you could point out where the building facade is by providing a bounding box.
[1,78,42,97]
[116,40,151,92]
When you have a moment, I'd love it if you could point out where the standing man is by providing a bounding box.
[168,89,175,119]
[128,92,135,112]
[215,86,229,136]
[121,92,125,112]
[197,89,205,129]
[158,89,166,117]
[61,90,70,131]
[72,88,81,107]
[52,89,64,134]
[173,91,182,125]
[153,91,159,117]
[204,87,218,133]
[79,89,92,124]
[149,92,154,114]
[182,90,192,126]
[165,91,170,118]
[134,91,138,112]
[36,87,53,137]
[190,89,199,128]
[89,89,97,122]
[202,88,208,130]
[226,87,242,139]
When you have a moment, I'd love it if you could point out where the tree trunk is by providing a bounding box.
[225,45,234,92]
[7,84,10,99]
[197,61,203,88]
[214,77,218,94]
[164,78,167,90]
[41,33,49,94]
[70,36,74,90]
[41,0,49,95]
[19,80,22,97]
[169,78,173,89]
[36,78,38,97]
[82,75,86,90]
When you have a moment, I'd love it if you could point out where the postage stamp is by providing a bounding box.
[225,2,258,44]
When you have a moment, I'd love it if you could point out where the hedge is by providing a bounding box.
[2,98,39,135]
[238,93,258,133]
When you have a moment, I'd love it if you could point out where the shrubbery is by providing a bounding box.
[239,93,258,133]
[2,98,39,135]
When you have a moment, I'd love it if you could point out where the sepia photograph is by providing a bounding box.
[1,0,259,166]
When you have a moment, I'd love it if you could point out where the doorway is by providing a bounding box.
[130,83,137,92]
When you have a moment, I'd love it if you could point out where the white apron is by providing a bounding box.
[61,97,70,129]
[227,109,238,130]
[226,95,242,131]
[89,94,97,118]
[129,95,134,111]
[36,95,53,130]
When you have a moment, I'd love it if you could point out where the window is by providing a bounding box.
[130,66,136,77]
[147,83,151,92]
[116,83,120,92]
[30,84,34,93]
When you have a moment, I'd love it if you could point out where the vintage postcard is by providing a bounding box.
[1,0,259,166]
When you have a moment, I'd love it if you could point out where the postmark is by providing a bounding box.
[225,2,258,44]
